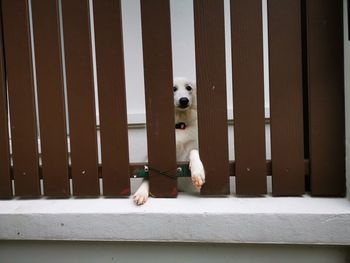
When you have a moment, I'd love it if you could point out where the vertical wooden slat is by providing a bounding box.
[140,0,177,197]
[231,0,267,195]
[2,0,40,196]
[348,0,350,41]
[306,0,345,196]
[93,0,130,196]
[268,0,305,195]
[31,0,69,197]
[61,0,99,196]
[193,0,230,195]
[0,7,12,198]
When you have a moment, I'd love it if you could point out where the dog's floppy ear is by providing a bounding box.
[190,80,197,109]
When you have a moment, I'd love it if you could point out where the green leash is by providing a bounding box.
[135,164,191,179]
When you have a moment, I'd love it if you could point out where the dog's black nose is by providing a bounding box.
[179,97,189,107]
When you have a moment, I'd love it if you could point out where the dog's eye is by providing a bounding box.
[173,86,178,92]
[185,85,192,91]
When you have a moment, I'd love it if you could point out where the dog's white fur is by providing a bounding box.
[133,77,205,205]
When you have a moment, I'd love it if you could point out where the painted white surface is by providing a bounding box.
[0,241,349,263]
[0,194,349,245]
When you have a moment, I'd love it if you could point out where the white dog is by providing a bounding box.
[133,77,205,205]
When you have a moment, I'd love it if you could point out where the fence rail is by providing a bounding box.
[0,0,346,198]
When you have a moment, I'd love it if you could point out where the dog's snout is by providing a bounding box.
[179,97,189,107]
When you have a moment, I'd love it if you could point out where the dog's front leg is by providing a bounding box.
[189,149,205,189]
[133,179,149,205]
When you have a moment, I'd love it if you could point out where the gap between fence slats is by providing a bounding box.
[231,0,267,195]
[193,0,230,195]
[31,0,70,197]
[61,0,99,196]
[2,0,40,197]
[93,0,130,196]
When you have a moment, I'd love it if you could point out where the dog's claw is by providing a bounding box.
[133,192,148,206]
[133,180,149,206]
[191,172,205,189]
[133,191,148,205]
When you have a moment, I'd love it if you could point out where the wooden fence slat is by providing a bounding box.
[93,0,130,196]
[61,0,99,196]
[306,0,345,196]
[0,8,12,198]
[193,0,230,195]
[140,0,177,197]
[2,0,40,196]
[31,0,69,197]
[348,0,350,41]
[268,0,305,195]
[231,0,267,195]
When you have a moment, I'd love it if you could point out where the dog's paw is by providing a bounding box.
[133,192,148,205]
[133,189,149,206]
[191,168,205,189]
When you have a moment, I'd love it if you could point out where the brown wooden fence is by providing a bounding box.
[0,0,346,198]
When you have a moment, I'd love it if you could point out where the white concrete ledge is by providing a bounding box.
[0,194,350,245]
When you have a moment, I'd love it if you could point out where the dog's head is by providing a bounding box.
[173,77,196,111]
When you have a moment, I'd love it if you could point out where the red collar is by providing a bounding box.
[175,122,187,129]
